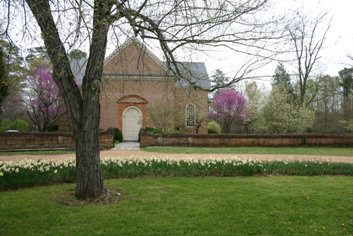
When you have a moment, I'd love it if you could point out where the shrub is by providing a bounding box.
[107,128,123,143]
[47,124,59,132]
[0,119,13,132]
[13,119,29,131]
[0,118,29,132]
[208,121,221,134]
[171,128,187,135]
[145,127,162,135]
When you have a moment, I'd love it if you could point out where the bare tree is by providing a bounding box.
[287,12,331,106]
[2,0,284,199]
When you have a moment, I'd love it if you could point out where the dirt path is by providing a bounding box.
[0,149,352,163]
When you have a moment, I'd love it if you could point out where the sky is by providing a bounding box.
[283,0,353,75]
[203,0,353,81]
[3,0,353,84]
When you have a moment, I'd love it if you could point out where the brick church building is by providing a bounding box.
[73,38,210,141]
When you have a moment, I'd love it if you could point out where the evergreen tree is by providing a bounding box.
[0,47,9,116]
[338,67,353,123]
[272,63,294,96]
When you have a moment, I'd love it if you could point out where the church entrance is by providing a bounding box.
[122,106,142,141]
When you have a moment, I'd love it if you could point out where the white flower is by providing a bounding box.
[0,171,3,176]
[54,169,58,174]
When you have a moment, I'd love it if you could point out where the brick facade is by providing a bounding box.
[99,39,209,136]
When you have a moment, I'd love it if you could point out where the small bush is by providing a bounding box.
[0,118,29,132]
[0,119,13,132]
[47,124,59,132]
[145,127,162,135]
[107,128,123,142]
[14,119,29,131]
[171,128,187,135]
[208,121,221,134]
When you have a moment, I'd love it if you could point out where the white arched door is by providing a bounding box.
[122,107,142,141]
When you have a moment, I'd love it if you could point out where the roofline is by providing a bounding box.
[104,37,170,74]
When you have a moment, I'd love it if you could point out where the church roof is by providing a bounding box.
[71,38,211,89]
[174,61,211,90]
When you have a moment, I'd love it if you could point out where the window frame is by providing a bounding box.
[185,103,196,127]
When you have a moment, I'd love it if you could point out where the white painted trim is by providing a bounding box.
[122,106,143,117]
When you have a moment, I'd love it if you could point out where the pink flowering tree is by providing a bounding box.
[24,66,66,131]
[210,88,248,133]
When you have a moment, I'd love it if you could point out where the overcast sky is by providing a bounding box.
[288,0,353,75]
[3,0,353,82]
[204,0,353,80]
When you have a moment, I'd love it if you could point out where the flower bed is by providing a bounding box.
[1,157,353,190]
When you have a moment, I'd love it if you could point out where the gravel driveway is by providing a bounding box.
[1,149,352,163]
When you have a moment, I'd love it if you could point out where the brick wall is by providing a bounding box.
[140,131,353,147]
[0,132,114,151]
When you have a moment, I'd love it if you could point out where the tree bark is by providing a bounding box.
[25,0,114,199]
[75,100,103,198]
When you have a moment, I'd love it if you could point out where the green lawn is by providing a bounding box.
[144,146,353,156]
[0,150,73,156]
[1,177,353,235]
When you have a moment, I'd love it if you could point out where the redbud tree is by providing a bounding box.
[24,66,66,131]
[210,88,248,133]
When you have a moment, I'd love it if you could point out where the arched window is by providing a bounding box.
[185,103,196,127]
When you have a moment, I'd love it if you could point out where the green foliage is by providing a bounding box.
[0,118,29,132]
[0,40,27,120]
[245,81,268,132]
[339,67,353,98]
[144,127,162,135]
[272,63,294,96]
[1,158,353,190]
[170,128,187,135]
[207,121,221,134]
[107,128,123,142]
[211,69,229,86]
[13,119,29,131]
[339,68,353,122]
[25,47,49,65]
[69,49,87,59]
[311,75,344,133]
[47,123,59,132]
[0,47,9,107]
[145,127,186,135]
[262,86,314,133]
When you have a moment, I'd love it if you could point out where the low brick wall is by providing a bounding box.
[0,132,114,151]
[140,132,353,147]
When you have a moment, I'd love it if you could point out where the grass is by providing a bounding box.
[1,176,353,235]
[144,146,353,156]
[0,150,73,156]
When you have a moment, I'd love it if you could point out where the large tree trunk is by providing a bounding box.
[25,0,114,199]
[75,104,103,198]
